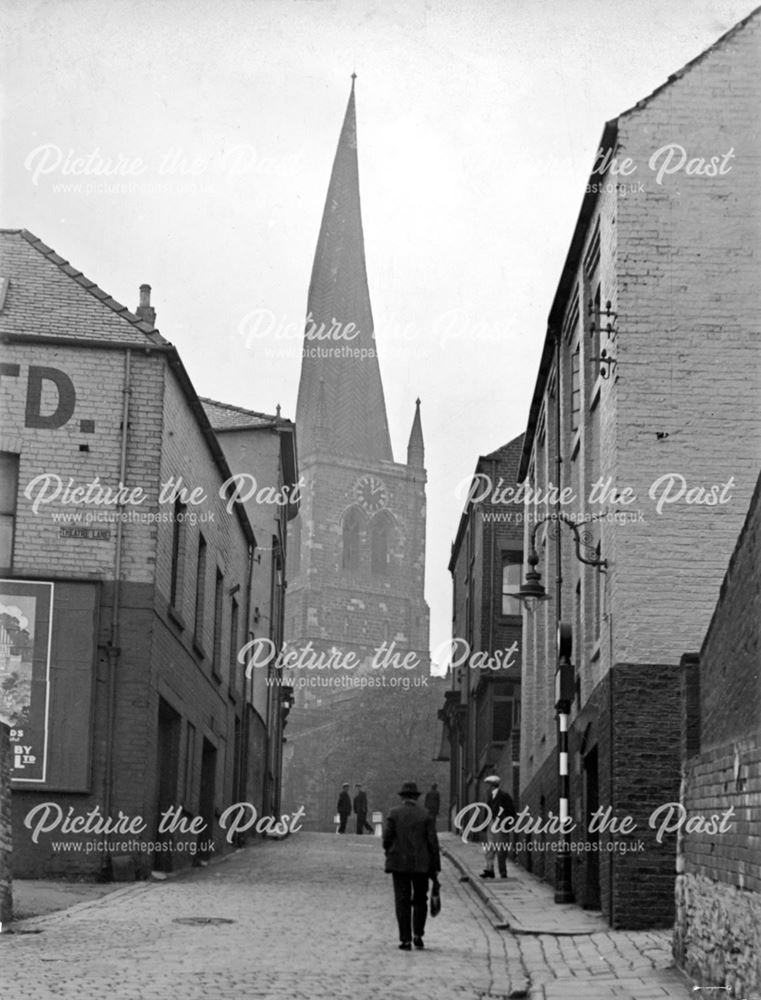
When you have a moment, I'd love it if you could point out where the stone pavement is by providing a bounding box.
[10,879,122,921]
[0,832,696,1000]
[440,832,694,999]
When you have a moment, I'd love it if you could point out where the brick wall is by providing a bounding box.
[519,11,761,931]
[674,472,761,995]
[0,723,12,926]
[1,230,260,877]
[609,662,682,929]
[612,11,761,667]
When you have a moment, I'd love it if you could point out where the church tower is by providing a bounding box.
[283,79,430,827]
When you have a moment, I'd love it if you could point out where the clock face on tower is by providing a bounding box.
[353,474,389,514]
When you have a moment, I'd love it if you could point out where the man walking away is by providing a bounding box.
[383,780,441,951]
[479,774,515,879]
[424,782,440,823]
[337,782,352,834]
[353,783,374,834]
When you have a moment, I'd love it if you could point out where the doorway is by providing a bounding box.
[198,737,217,861]
[155,698,182,871]
[583,746,601,909]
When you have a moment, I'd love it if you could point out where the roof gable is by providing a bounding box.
[0,229,166,347]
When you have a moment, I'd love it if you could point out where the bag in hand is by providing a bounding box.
[430,877,441,917]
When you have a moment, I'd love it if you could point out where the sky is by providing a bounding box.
[2,0,758,657]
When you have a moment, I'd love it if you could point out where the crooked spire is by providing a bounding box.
[295,77,393,463]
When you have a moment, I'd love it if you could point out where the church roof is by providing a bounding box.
[295,78,394,463]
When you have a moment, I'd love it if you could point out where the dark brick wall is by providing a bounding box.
[609,662,681,929]
[519,664,681,929]
[514,748,558,884]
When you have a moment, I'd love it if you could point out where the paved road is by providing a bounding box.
[2,833,519,1000]
[1,833,692,1000]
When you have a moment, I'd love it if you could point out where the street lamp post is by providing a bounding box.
[512,512,607,904]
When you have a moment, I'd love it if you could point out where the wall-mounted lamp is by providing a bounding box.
[509,513,608,613]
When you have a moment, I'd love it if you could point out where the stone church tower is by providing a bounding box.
[282,79,430,827]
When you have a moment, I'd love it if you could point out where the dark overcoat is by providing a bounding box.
[383,799,441,875]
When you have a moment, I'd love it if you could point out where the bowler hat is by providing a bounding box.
[398,781,421,797]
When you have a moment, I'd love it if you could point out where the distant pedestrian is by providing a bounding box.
[478,774,515,879]
[383,780,441,951]
[336,782,352,834]
[353,783,374,834]
[424,782,440,821]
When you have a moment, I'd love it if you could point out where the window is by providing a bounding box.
[370,515,390,575]
[342,508,361,571]
[170,498,186,608]
[229,596,239,692]
[194,534,207,647]
[492,683,515,742]
[183,722,196,807]
[212,569,224,678]
[570,341,581,432]
[501,552,523,616]
[0,453,19,570]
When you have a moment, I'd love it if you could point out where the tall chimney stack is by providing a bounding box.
[135,283,156,328]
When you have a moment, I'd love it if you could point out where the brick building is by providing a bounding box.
[201,399,299,816]
[440,435,524,826]
[517,11,761,928]
[674,472,761,994]
[281,79,431,828]
[0,229,297,877]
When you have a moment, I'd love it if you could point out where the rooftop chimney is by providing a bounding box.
[135,283,156,328]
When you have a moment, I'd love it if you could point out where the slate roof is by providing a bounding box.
[0,229,167,346]
[201,397,283,430]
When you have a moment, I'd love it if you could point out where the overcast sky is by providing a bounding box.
[2,0,757,657]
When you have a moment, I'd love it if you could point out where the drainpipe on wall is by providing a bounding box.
[240,542,254,832]
[102,348,132,879]
[489,458,496,653]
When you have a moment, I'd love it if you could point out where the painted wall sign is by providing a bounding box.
[0,363,94,432]
[0,579,53,782]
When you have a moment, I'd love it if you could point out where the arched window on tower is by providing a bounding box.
[370,513,391,576]
[342,507,362,571]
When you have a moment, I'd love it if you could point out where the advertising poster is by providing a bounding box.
[0,2,758,999]
[0,580,53,783]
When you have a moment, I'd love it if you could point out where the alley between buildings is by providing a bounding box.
[2,833,692,1000]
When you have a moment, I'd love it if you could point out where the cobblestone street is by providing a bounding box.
[2,833,693,1000]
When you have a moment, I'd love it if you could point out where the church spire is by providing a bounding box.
[407,398,424,467]
[295,77,393,463]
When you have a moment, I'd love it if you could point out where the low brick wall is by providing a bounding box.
[674,740,761,996]
[0,722,12,926]
[673,473,761,997]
